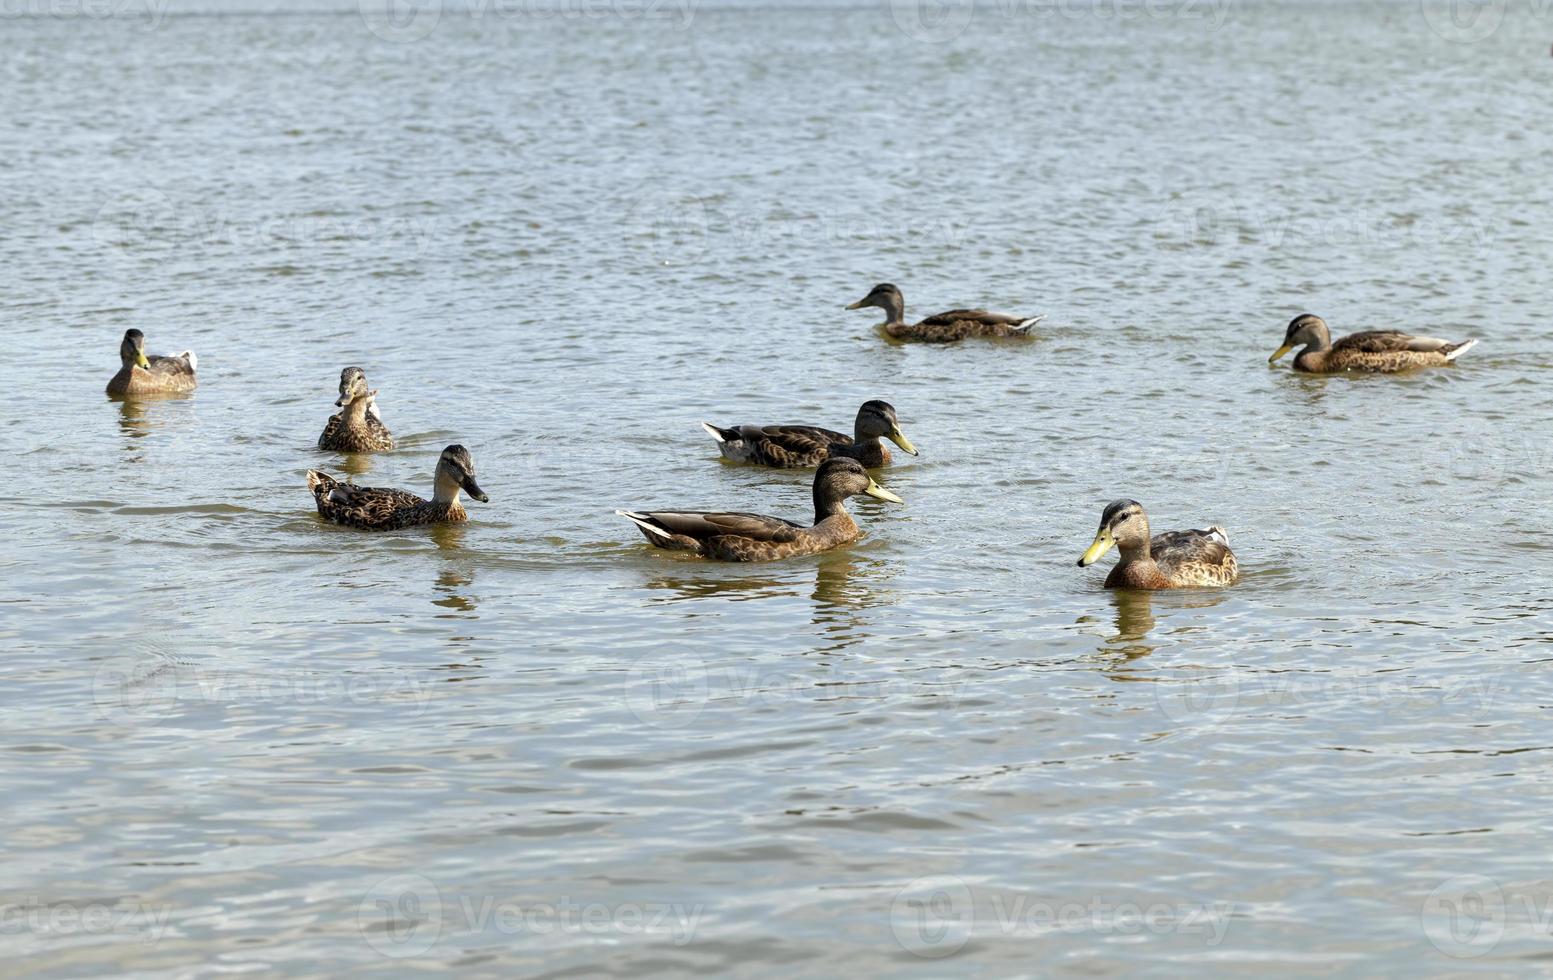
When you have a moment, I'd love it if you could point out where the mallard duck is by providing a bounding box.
[306,444,488,530]
[1077,499,1238,589]
[317,367,395,452]
[106,329,197,396]
[846,283,1043,342]
[700,400,918,469]
[617,457,903,562]
[1269,314,1478,373]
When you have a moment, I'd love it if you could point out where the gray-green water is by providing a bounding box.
[4,1,1553,975]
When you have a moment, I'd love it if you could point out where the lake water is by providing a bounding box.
[4,1,1553,974]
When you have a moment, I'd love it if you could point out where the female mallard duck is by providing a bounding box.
[617,457,902,562]
[1077,499,1238,589]
[700,400,918,469]
[317,367,395,452]
[106,329,197,396]
[1269,314,1478,373]
[307,444,488,530]
[846,283,1044,342]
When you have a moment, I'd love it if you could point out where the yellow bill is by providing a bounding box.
[1077,528,1115,567]
[887,426,919,456]
[864,479,904,504]
[136,351,151,369]
[1268,343,1295,364]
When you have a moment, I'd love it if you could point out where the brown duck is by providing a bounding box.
[617,458,903,562]
[106,329,197,396]
[1077,499,1239,589]
[317,367,395,453]
[846,283,1043,342]
[1269,314,1478,373]
[307,445,488,530]
[700,400,918,468]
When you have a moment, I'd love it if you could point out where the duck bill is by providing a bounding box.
[887,426,919,456]
[1077,529,1115,567]
[863,479,903,504]
[1268,343,1295,364]
[136,351,151,369]
[462,476,489,503]
[461,477,489,503]
[845,298,868,310]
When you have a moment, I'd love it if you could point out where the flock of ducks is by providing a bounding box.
[106,288,1480,589]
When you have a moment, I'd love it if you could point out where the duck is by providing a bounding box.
[700,400,918,469]
[617,457,903,562]
[1077,499,1238,589]
[106,329,197,396]
[846,283,1043,342]
[317,367,395,452]
[307,444,488,530]
[1269,314,1478,373]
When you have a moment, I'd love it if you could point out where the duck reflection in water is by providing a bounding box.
[430,523,477,616]
[1085,589,1229,663]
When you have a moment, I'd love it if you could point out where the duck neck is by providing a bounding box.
[813,487,850,525]
[344,397,371,425]
[879,293,906,326]
[1117,537,1155,569]
[432,470,463,506]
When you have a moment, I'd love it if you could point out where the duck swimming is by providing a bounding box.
[617,457,903,561]
[1269,314,1478,373]
[700,400,918,468]
[846,283,1043,342]
[106,329,197,396]
[317,367,395,453]
[307,444,488,530]
[1077,499,1239,589]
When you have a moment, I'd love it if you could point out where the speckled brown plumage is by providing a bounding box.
[317,368,395,452]
[306,445,488,531]
[847,283,1043,343]
[1080,499,1239,590]
[618,457,902,562]
[701,401,916,469]
[106,330,197,396]
[1271,314,1478,374]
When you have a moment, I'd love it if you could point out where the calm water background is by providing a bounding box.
[3,0,1552,975]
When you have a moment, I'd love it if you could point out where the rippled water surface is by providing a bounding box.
[4,1,1553,975]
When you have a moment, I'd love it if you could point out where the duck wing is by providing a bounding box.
[1150,527,1234,576]
[148,351,197,379]
[1333,331,1454,353]
[621,509,805,544]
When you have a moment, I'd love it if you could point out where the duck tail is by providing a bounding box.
[1014,313,1046,335]
[1206,525,1230,546]
[700,421,737,444]
[1443,338,1478,361]
[180,351,198,372]
[306,469,337,495]
[616,509,671,539]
